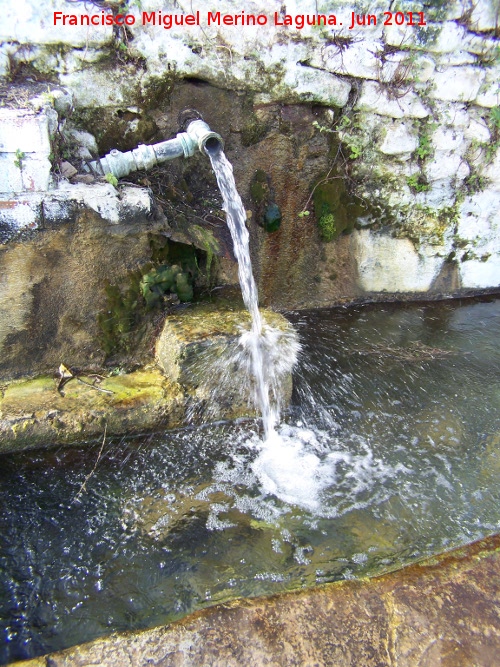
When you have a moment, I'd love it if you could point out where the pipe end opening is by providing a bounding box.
[204,136,223,155]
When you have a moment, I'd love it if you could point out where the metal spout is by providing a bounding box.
[88,116,223,179]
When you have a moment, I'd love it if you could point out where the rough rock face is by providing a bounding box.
[0,368,184,453]
[14,534,500,667]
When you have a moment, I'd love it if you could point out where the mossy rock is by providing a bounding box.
[0,369,185,453]
[313,178,366,242]
[250,169,269,204]
[155,304,299,423]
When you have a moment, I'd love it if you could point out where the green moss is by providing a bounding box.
[71,107,159,154]
[98,238,201,356]
[407,173,430,192]
[138,71,178,111]
[318,213,336,242]
[250,170,268,203]
[241,117,269,147]
[188,226,220,286]
[313,178,365,242]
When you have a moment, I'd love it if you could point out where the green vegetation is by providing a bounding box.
[407,173,430,193]
[485,106,500,162]
[140,264,193,307]
[318,212,336,242]
[415,133,432,160]
[105,173,119,187]
[14,149,25,169]
[313,178,365,242]
[98,237,199,356]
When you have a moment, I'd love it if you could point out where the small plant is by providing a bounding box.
[105,173,119,187]
[415,134,432,160]
[407,174,430,192]
[318,212,336,242]
[312,120,334,134]
[14,148,25,169]
[348,143,362,160]
[490,106,500,130]
[464,172,486,194]
[298,210,310,218]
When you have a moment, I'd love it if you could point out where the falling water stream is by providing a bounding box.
[207,147,277,438]
[1,147,500,663]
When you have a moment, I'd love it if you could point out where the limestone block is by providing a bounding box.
[469,0,500,31]
[356,81,429,119]
[378,122,418,155]
[56,183,152,224]
[429,66,486,102]
[432,102,470,129]
[353,229,444,292]
[460,256,500,288]
[0,154,53,194]
[155,305,299,422]
[0,108,54,154]
[312,40,382,80]
[59,68,137,108]
[444,0,470,19]
[456,190,500,288]
[464,118,490,144]
[475,68,500,108]
[431,127,465,151]
[65,128,99,154]
[463,33,499,57]
[457,191,500,246]
[410,55,436,83]
[435,51,478,66]
[424,151,469,182]
[384,22,465,53]
[0,195,42,240]
[0,1,113,46]
[482,150,500,189]
[0,184,153,242]
[415,178,456,209]
[280,64,351,107]
[429,22,469,53]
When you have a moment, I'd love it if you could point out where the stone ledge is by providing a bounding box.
[0,368,185,454]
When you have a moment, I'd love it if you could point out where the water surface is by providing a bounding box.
[1,297,500,663]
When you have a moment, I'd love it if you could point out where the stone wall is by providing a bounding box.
[0,0,499,376]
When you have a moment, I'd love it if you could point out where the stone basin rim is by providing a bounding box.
[10,532,500,667]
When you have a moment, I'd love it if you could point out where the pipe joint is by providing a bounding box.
[87,113,223,179]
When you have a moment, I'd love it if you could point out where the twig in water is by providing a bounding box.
[73,424,107,503]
